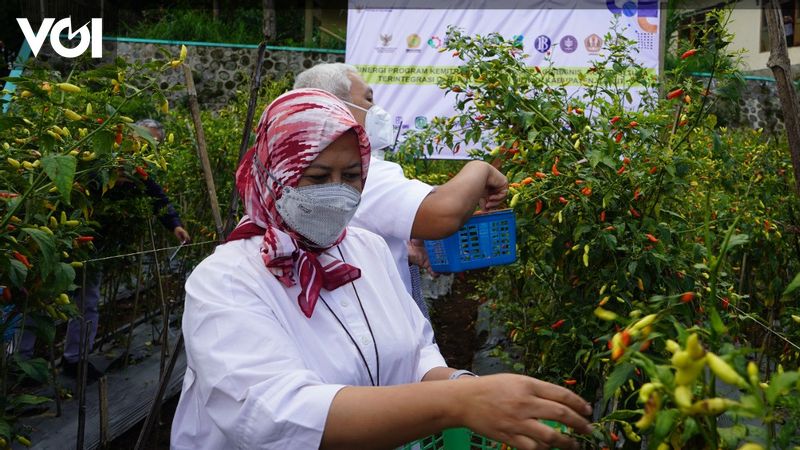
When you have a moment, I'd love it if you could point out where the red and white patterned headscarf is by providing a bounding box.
[229,88,371,317]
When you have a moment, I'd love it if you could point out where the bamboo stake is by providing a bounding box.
[99,375,109,449]
[134,332,184,450]
[122,238,145,369]
[48,339,62,417]
[76,265,88,450]
[765,0,800,197]
[146,219,169,377]
[182,63,225,242]
[224,40,269,235]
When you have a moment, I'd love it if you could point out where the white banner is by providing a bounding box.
[346,0,661,158]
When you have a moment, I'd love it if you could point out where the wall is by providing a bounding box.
[33,38,345,109]
[729,0,800,73]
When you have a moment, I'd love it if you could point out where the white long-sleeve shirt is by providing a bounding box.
[350,158,434,295]
[171,227,446,449]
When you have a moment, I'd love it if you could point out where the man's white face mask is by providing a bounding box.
[344,101,394,160]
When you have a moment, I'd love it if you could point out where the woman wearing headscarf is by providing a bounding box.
[170,89,593,450]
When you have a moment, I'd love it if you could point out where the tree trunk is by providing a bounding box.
[765,0,800,197]
[212,0,219,20]
[262,0,276,42]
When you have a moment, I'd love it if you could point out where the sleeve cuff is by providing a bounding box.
[416,344,447,382]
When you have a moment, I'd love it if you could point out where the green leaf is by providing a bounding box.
[603,362,634,401]
[10,393,51,409]
[13,355,50,384]
[49,262,76,294]
[718,424,748,448]
[92,130,115,155]
[21,228,56,279]
[0,419,10,439]
[766,371,800,404]
[782,272,800,297]
[41,154,77,205]
[8,259,28,287]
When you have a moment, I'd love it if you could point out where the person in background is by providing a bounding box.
[293,63,508,318]
[19,119,190,380]
[171,89,591,450]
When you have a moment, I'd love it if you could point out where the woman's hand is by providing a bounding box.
[454,374,593,450]
[407,239,434,276]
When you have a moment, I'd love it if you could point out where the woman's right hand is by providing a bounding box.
[453,374,593,450]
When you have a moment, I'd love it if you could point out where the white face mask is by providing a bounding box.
[344,101,395,158]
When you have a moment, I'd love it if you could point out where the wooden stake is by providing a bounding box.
[182,63,225,241]
[766,0,800,197]
[99,375,109,449]
[223,41,269,235]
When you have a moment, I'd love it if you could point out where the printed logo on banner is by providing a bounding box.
[584,33,603,54]
[533,35,551,53]
[17,17,103,58]
[414,116,428,129]
[606,0,658,33]
[635,30,656,50]
[512,34,525,48]
[376,33,396,53]
[427,35,442,48]
[406,34,422,53]
[559,35,578,53]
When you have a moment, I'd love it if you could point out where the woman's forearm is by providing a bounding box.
[320,380,463,450]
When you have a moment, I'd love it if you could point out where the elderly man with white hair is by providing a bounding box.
[294,63,508,319]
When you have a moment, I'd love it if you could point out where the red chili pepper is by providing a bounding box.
[96,118,104,124]
[645,233,659,243]
[551,319,566,330]
[764,219,771,232]
[680,292,695,303]
[76,236,95,243]
[681,48,697,59]
[604,225,615,231]
[452,51,460,57]
[634,188,641,200]
[1,287,10,302]
[534,66,541,73]
[616,166,626,175]
[640,339,652,352]
[535,199,543,215]
[621,330,632,347]
[667,88,685,100]
[614,132,623,143]
[610,431,620,442]
[12,251,31,268]
[474,114,485,121]
[534,171,547,179]
[551,160,561,176]
[581,187,592,196]
[721,297,730,310]
[622,157,631,165]
[564,378,577,385]
[574,179,584,185]
[135,166,149,180]
[649,166,658,175]
[630,207,641,218]
[628,121,638,128]
[0,192,19,199]
[115,132,123,145]
[558,196,568,204]
[599,210,606,222]
[610,116,620,124]
[679,119,689,127]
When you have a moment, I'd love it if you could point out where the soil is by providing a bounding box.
[109,273,481,449]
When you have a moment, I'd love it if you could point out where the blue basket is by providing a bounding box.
[424,209,516,273]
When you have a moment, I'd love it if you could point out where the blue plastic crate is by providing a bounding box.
[424,209,516,273]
